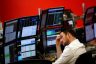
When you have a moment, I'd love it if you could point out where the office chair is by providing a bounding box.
[9,59,52,64]
[75,51,95,64]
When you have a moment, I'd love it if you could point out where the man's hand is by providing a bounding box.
[56,35,61,47]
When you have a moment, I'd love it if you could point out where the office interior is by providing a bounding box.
[0,0,96,64]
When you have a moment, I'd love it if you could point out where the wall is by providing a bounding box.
[0,0,96,28]
[0,0,2,21]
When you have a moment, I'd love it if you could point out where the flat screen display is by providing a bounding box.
[5,32,16,43]
[47,28,61,35]
[18,16,38,38]
[18,38,36,60]
[4,20,17,43]
[21,44,35,52]
[4,44,16,64]
[21,51,36,59]
[47,29,61,46]
[46,8,64,26]
[47,35,57,46]
[85,24,94,42]
[87,8,94,14]
[94,23,96,38]
[21,38,35,46]
[4,45,10,64]
[85,8,94,24]
[22,25,37,37]
[47,12,63,26]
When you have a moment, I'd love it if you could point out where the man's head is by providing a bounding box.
[59,29,76,45]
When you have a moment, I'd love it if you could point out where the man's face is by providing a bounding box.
[59,32,69,45]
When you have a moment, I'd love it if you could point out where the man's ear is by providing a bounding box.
[67,32,71,38]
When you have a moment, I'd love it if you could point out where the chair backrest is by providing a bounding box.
[75,51,94,64]
[9,59,52,64]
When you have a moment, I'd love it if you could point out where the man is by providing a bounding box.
[53,29,86,64]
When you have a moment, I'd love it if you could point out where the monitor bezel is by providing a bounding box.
[84,6,95,25]
[84,6,96,43]
[4,42,17,64]
[3,19,18,45]
[17,37,37,61]
[17,16,39,39]
[45,28,62,53]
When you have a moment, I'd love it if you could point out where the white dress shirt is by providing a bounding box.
[53,39,86,64]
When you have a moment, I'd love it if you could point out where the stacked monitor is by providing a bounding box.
[46,7,64,50]
[18,38,36,61]
[40,7,64,54]
[84,7,96,42]
[3,19,18,64]
[3,16,39,63]
[17,16,38,38]
[17,16,39,61]
[4,20,18,44]
[46,28,61,47]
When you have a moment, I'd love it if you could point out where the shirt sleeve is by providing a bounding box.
[53,46,74,64]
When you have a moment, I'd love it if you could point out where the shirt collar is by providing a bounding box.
[66,39,84,49]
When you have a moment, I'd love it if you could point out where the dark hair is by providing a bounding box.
[61,28,76,37]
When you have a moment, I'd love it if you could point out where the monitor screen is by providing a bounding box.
[18,18,29,38]
[4,45,10,64]
[21,51,36,59]
[46,8,64,26]
[21,25,37,37]
[47,35,57,46]
[85,24,95,42]
[85,8,94,24]
[47,29,61,46]
[21,38,35,46]
[87,8,94,14]
[4,43,16,64]
[94,23,96,38]
[21,44,35,52]
[18,38,36,60]
[18,51,36,60]
[47,30,56,36]
[30,16,38,26]
[4,20,17,43]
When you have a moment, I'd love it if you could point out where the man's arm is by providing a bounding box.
[56,35,62,58]
[53,47,74,64]
[56,41,62,58]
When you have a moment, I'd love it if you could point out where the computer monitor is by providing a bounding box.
[4,43,16,64]
[84,7,96,42]
[85,7,94,25]
[4,19,18,43]
[85,24,95,42]
[21,38,35,46]
[18,38,36,61]
[46,28,61,47]
[47,35,56,46]
[94,23,96,38]
[46,7,64,26]
[18,16,39,38]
